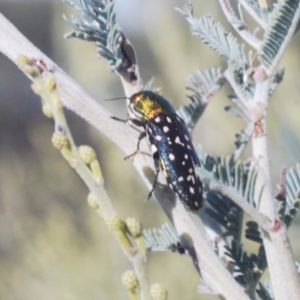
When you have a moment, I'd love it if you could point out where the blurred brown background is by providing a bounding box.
[0,0,300,299]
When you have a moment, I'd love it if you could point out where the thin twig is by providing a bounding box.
[219,0,262,49]
[238,0,267,29]
[231,123,253,164]
[224,68,249,109]
[25,62,151,300]
[209,181,270,231]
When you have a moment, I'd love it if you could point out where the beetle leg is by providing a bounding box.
[111,116,146,160]
[147,155,160,199]
[110,116,127,122]
[111,116,144,128]
[124,131,146,160]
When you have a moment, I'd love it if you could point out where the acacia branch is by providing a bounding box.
[250,68,300,300]
[0,12,250,299]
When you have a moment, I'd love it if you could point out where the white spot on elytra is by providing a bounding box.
[188,168,193,173]
[182,161,186,165]
[151,144,158,154]
[184,134,189,140]
[166,116,172,123]
[189,187,195,194]
[175,136,184,146]
[187,175,195,183]
[155,116,160,123]
[155,135,162,141]
[184,154,188,160]
[163,126,169,133]
[169,153,175,161]
[178,176,184,182]
[187,145,191,149]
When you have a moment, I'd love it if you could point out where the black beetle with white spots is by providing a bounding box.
[113,90,203,211]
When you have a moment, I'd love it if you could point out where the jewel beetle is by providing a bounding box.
[113,90,203,211]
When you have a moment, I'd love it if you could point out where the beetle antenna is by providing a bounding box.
[104,96,130,101]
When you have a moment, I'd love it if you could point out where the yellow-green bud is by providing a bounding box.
[87,193,99,209]
[42,104,53,118]
[52,132,68,150]
[150,283,168,300]
[23,65,39,77]
[18,56,44,78]
[78,145,97,164]
[126,218,142,237]
[44,76,56,92]
[106,214,123,231]
[17,55,31,66]
[121,270,138,291]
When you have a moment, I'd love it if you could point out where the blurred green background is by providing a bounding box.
[0,0,300,299]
